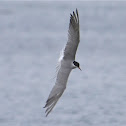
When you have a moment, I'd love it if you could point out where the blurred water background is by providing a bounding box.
[0,1,126,126]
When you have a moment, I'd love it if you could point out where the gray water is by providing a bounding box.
[0,1,126,126]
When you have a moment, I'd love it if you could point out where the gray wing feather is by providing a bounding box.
[44,62,71,116]
[64,9,80,60]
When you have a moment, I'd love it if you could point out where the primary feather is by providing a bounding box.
[64,9,80,60]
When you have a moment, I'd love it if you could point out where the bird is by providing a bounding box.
[44,9,81,117]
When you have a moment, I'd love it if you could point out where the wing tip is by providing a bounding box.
[69,9,79,27]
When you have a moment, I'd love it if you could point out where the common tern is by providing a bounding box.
[44,9,81,116]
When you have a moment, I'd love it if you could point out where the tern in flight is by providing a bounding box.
[44,9,81,116]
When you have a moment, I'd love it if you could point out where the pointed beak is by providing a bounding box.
[78,67,82,71]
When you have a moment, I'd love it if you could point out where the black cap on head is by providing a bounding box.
[73,61,80,67]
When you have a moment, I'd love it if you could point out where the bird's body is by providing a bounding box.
[44,9,81,116]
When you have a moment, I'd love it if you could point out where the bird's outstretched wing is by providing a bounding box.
[64,9,80,60]
[44,62,71,116]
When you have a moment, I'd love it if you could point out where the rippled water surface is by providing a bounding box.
[0,1,126,126]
